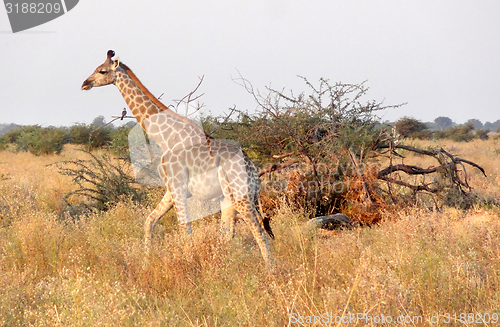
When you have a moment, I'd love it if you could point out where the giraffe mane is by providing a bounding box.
[119,62,209,135]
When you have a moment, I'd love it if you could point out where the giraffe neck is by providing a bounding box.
[113,63,204,133]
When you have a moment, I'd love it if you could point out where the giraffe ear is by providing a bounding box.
[112,57,120,70]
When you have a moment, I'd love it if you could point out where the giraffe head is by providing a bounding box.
[81,50,120,90]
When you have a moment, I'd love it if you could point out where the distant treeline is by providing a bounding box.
[418,117,500,132]
[394,116,500,141]
[1,114,499,156]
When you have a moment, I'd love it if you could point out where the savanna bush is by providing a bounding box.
[395,116,431,139]
[475,129,489,140]
[55,149,145,213]
[14,125,67,155]
[207,77,404,221]
[0,127,24,144]
[432,123,490,142]
[109,124,134,159]
[0,127,24,151]
[67,123,113,150]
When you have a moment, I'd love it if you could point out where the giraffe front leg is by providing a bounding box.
[168,181,193,236]
[220,197,237,241]
[145,192,174,257]
[180,221,192,234]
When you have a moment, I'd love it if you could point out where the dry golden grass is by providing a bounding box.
[0,146,81,219]
[0,141,499,326]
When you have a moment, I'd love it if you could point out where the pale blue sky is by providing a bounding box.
[1,0,499,126]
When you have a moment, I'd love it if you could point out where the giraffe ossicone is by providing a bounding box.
[81,50,273,267]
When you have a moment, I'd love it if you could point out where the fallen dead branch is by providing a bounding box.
[374,141,486,195]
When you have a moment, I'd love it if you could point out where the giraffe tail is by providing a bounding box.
[257,197,274,239]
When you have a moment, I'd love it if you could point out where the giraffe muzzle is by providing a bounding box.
[81,79,93,90]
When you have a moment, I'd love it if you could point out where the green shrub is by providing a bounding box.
[88,127,113,150]
[0,127,25,150]
[433,130,446,140]
[410,130,433,140]
[67,123,113,150]
[14,126,67,155]
[432,123,488,142]
[475,129,489,140]
[0,127,24,144]
[395,117,429,139]
[68,123,93,145]
[446,124,474,142]
[109,124,134,160]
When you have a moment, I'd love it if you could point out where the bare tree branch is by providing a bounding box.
[208,105,237,136]
[173,75,206,117]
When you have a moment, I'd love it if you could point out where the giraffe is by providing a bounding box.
[81,50,273,267]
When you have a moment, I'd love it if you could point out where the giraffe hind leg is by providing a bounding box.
[220,197,237,241]
[235,201,273,268]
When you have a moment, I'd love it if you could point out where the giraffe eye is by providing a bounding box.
[99,70,107,74]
